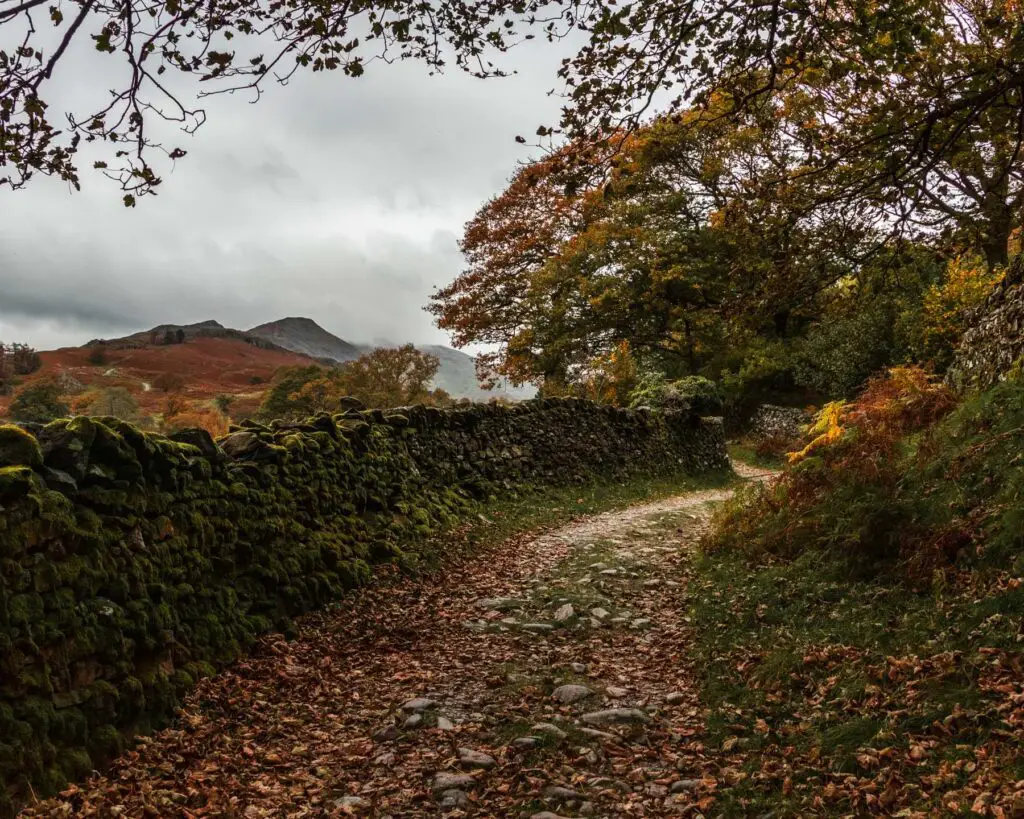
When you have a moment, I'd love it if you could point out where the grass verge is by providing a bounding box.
[687,528,1024,816]
[727,439,789,471]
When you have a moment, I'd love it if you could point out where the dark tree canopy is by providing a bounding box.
[2,0,1022,202]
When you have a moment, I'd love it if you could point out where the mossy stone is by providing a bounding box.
[0,426,43,469]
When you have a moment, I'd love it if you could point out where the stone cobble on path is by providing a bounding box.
[21,465,773,818]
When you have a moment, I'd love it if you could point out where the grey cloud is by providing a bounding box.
[0,36,569,353]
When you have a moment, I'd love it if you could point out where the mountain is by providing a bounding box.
[92,319,299,355]
[4,318,532,420]
[418,344,535,401]
[248,317,534,401]
[3,330,320,420]
[248,317,361,363]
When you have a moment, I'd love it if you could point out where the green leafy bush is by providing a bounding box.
[629,373,724,415]
[8,382,69,423]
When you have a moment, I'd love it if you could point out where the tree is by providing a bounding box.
[258,365,341,420]
[87,347,108,366]
[0,342,42,395]
[785,2,1024,271]
[428,143,606,388]
[76,387,141,421]
[337,345,441,408]
[153,372,186,393]
[8,382,68,423]
[912,254,1004,371]
[4,0,1021,205]
[175,328,186,344]
[213,394,235,415]
[288,376,346,415]
[432,101,870,393]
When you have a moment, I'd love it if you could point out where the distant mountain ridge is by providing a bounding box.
[247,317,533,401]
[83,316,532,401]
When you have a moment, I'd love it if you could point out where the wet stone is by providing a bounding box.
[431,772,476,792]
[581,708,650,726]
[401,697,436,713]
[458,748,496,770]
[372,724,399,742]
[403,714,423,729]
[531,722,568,740]
[439,789,469,809]
[543,785,580,802]
[552,684,594,704]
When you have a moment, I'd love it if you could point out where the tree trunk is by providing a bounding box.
[982,228,1010,271]
[980,178,1012,271]
[684,320,697,374]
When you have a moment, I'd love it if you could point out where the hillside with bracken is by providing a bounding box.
[0,331,319,421]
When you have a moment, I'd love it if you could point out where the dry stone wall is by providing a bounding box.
[0,398,727,813]
[948,264,1024,390]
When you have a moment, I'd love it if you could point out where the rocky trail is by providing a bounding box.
[23,465,774,818]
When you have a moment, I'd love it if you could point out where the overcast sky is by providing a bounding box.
[0,38,569,352]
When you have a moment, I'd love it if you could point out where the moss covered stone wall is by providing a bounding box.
[949,266,1024,390]
[0,399,726,813]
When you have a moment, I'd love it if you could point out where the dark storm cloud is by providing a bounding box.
[0,38,570,351]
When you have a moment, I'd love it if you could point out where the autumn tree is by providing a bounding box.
[76,387,141,421]
[337,345,441,408]
[289,376,346,415]
[258,365,342,420]
[429,143,607,388]
[4,0,1021,206]
[432,97,871,393]
[790,0,1024,271]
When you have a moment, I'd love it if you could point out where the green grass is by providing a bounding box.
[687,545,1024,814]
[727,439,788,470]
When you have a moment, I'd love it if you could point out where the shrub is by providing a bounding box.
[791,301,902,399]
[8,382,69,423]
[75,387,141,422]
[706,366,961,574]
[629,373,723,415]
[911,254,1003,372]
[87,347,109,366]
[153,372,186,393]
[213,394,235,414]
[163,407,229,438]
[163,394,188,419]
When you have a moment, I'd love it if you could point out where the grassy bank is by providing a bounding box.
[687,548,1024,815]
[688,369,1024,815]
